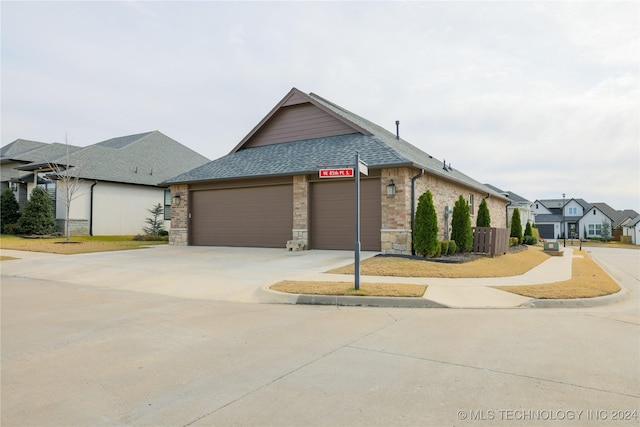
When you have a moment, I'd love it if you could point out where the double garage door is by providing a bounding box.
[190,178,381,251]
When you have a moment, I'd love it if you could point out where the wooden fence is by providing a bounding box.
[472,227,509,257]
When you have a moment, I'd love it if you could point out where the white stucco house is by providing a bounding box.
[622,215,640,244]
[532,198,616,240]
[1,131,209,235]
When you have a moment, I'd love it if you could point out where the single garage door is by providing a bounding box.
[310,178,381,251]
[537,224,555,239]
[190,184,293,247]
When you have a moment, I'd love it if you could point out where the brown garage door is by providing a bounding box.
[190,184,293,247]
[310,178,381,251]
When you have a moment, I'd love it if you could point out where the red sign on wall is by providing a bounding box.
[319,168,354,178]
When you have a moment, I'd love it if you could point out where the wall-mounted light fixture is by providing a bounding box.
[172,194,181,206]
[386,180,396,196]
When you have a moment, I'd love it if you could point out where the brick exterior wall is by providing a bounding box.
[382,167,508,254]
[169,184,189,245]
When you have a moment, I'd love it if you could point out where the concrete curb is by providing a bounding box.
[257,283,628,309]
[296,294,448,308]
[521,287,631,309]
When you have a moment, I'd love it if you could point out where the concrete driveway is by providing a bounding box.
[0,246,377,303]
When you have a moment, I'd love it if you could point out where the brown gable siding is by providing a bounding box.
[242,103,358,149]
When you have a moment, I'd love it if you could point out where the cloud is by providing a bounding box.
[2,1,638,211]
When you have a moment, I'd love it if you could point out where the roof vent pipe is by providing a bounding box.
[395,120,400,140]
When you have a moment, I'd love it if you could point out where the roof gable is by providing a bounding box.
[231,88,370,153]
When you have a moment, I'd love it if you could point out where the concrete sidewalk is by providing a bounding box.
[0,246,624,309]
[262,247,625,308]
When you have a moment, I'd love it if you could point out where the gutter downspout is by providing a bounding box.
[410,169,425,255]
[89,181,97,236]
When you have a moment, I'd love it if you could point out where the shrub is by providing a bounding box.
[524,222,532,237]
[1,189,21,233]
[510,237,519,247]
[510,208,523,245]
[476,199,491,227]
[451,195,473,253]
[413,190,439,257]
[523,235,538,245]
[447,240,457,255]
[16,187,56,235]
[440,240,449,255]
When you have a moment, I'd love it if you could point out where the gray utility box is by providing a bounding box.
[543,241,560,251]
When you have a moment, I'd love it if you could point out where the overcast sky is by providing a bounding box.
[2,1,639,212]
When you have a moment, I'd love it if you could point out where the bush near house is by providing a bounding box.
[451,195,473,253]
[476,199,491,227]
[510,208,523,245]
[15,187,56,235]
[413,190,439,258]
[1,189,21,234]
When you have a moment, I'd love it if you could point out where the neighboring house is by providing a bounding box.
[1,131,209,235]
[484,184,534,229]
[164,87,510,254]
[622,215,640,244]
[591,203,639,240]
[532,198,615,240]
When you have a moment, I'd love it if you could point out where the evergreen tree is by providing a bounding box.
[524,221,532,237]
[510,208,523,244]
[16,187,56,235]
[1,189,21,233]
[142,203,165,236]
[476,198,491,227]
[451,195,473,253]
[413,190,439,257]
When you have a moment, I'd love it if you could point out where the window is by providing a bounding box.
[568,207,577,215]
[468,194,474,215]
[593,209,596,215]
[164,189,171,221]
[37,181,56,218]
[588,223,601,237]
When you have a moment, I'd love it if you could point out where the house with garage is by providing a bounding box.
[1,131,209,235]
[164,88,510,254]
[532,198,615,240]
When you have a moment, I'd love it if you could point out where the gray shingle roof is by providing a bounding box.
[2,131,209,187]
[165,90,508,200]
[52,131,209,186]
[535,214,563,223]
[484,184,531,203]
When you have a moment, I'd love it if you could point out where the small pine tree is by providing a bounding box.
[451,195,473,253]
[413,190,439,257]
[524,221,532,237]
[1,189,21,233]
[142,203,165,236]
[16,187,56,235]
[510,208,523,245]
[476,198,491,228]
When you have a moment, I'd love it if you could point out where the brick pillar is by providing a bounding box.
[169,184,189,246]
[292,175,308,248]
[380,168,413,255]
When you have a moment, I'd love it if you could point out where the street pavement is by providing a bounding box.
[1,245,638,426]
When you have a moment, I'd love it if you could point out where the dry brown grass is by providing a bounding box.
[329,246,551,278]
[0,235,166,255]
[494,250,621,299]
[270,281,427,297]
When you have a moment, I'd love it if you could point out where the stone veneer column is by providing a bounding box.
[380,168,413,255]
[292,175,309,248]
[169,184,189,246]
